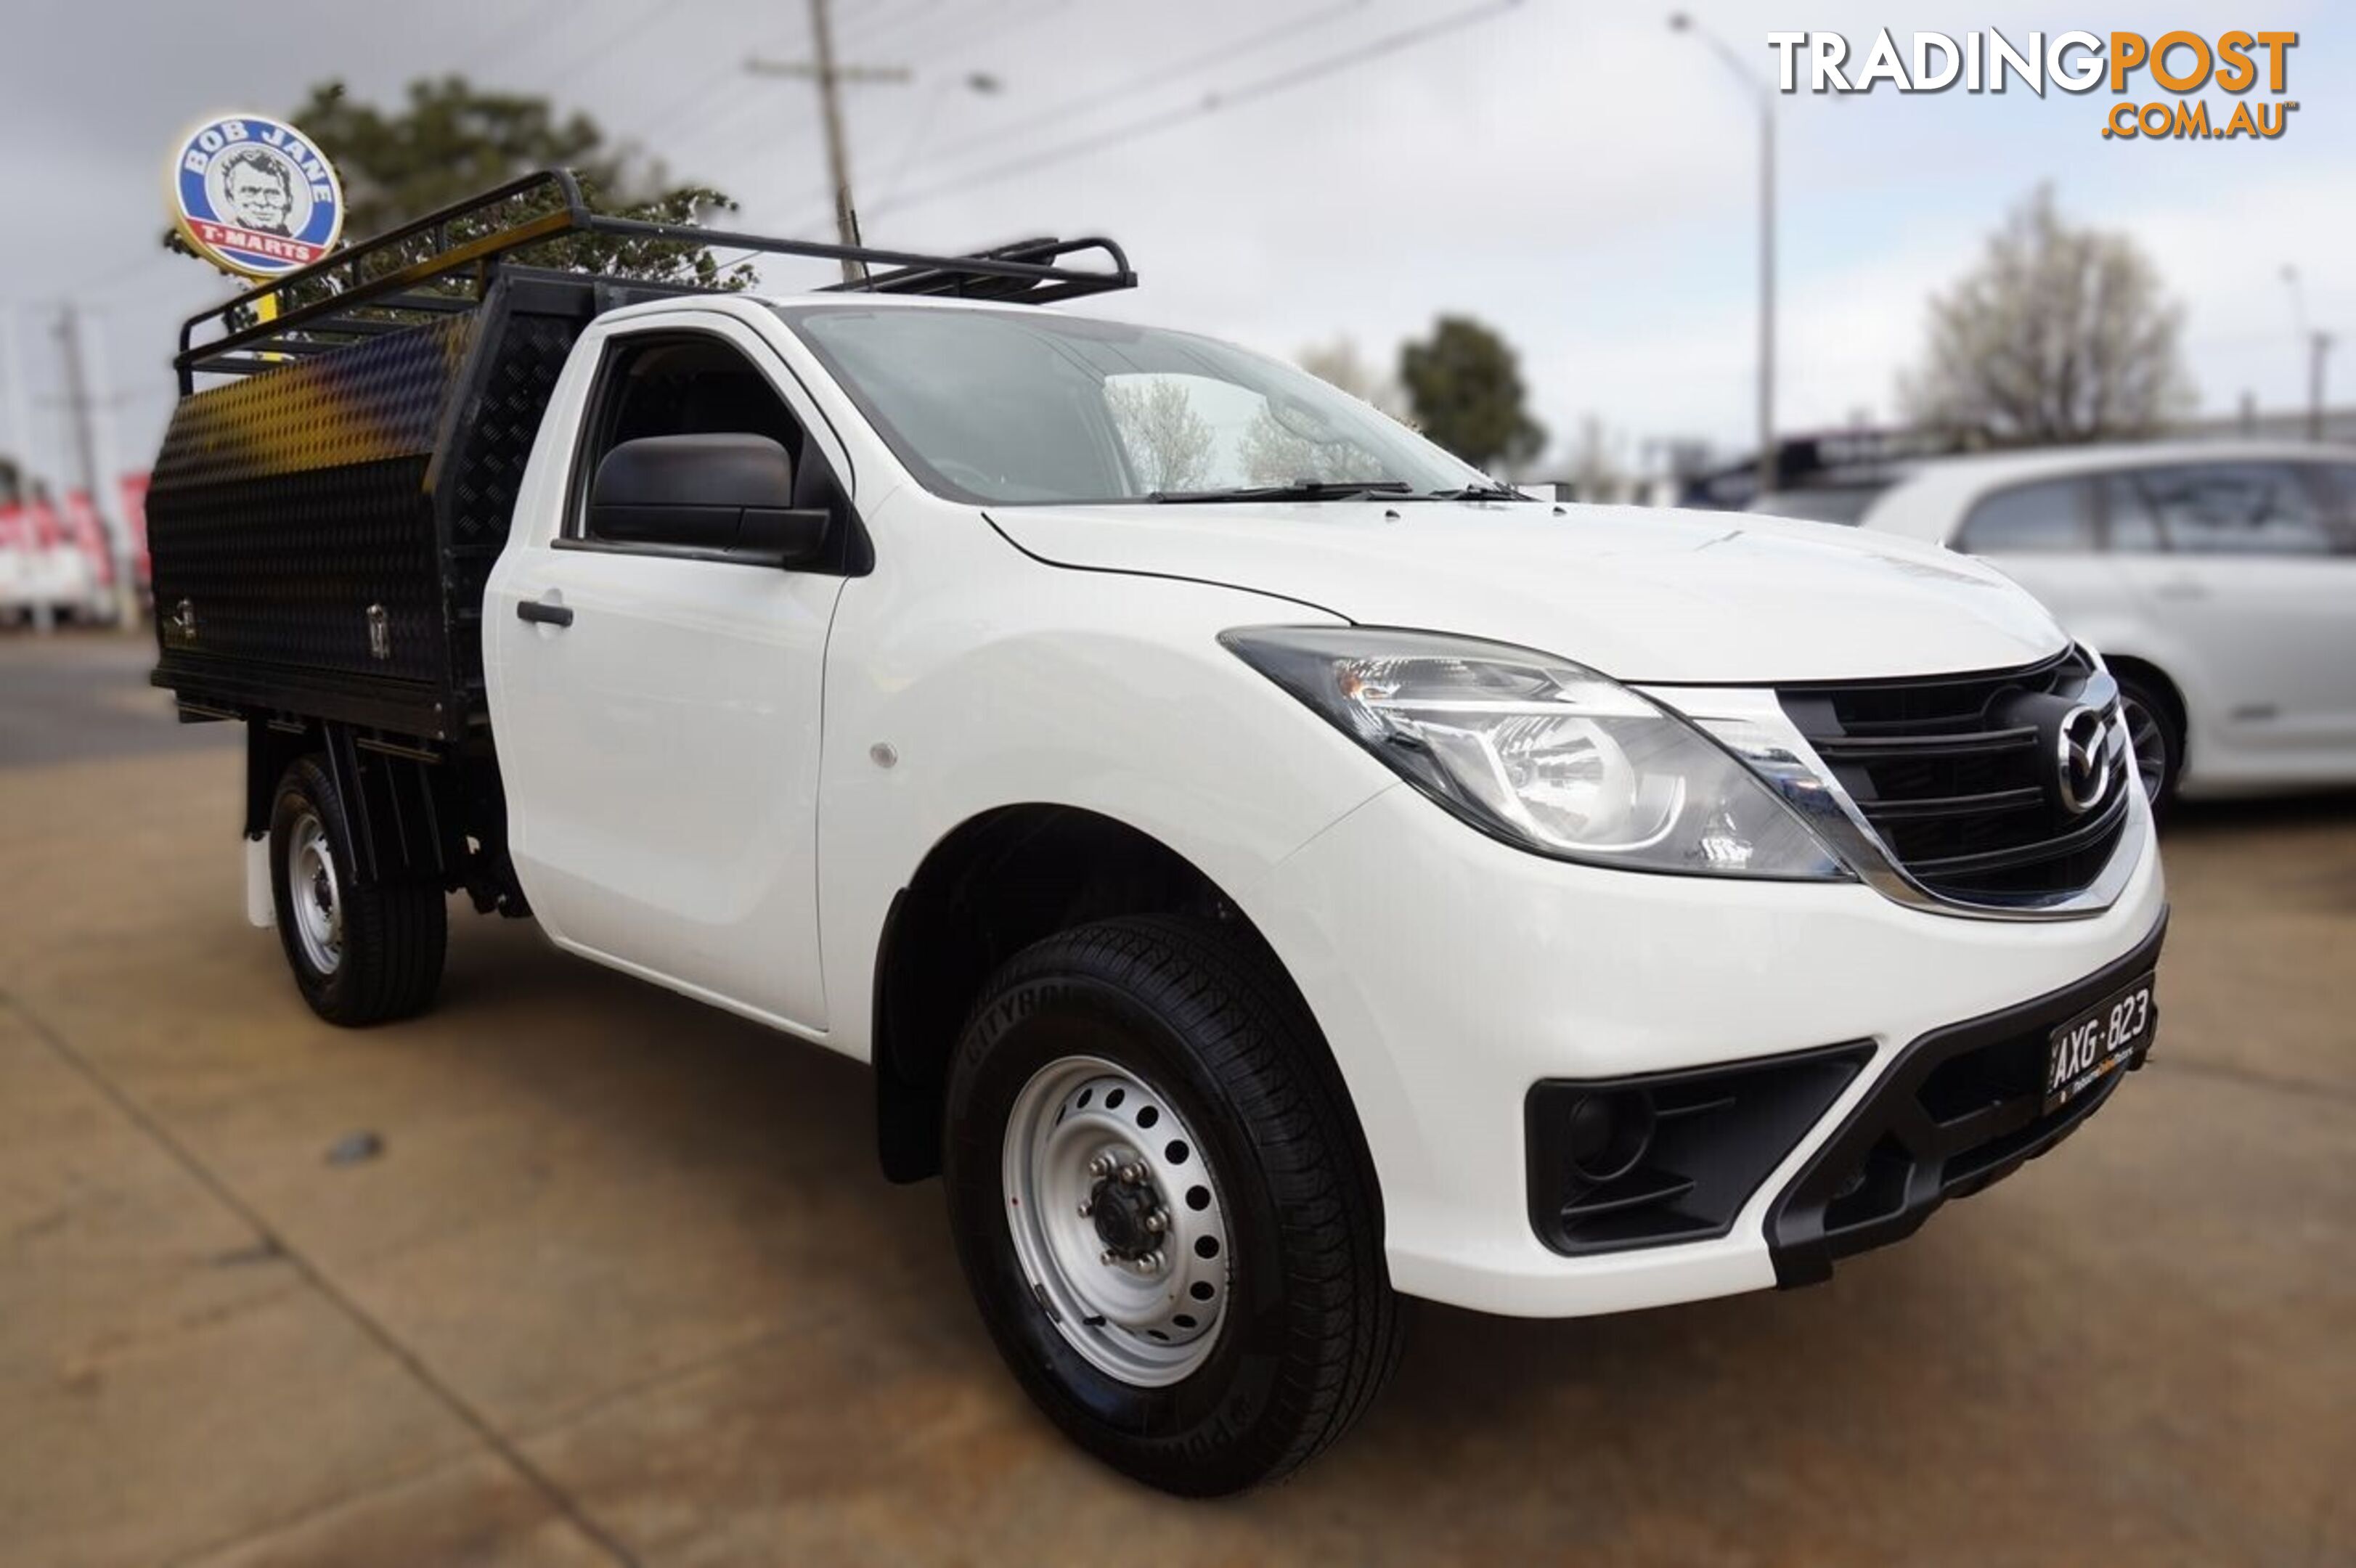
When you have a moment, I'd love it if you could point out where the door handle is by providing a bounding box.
[516,597,574,627]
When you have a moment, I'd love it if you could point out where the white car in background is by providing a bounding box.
[1858,442,2356,809]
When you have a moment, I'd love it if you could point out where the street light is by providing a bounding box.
[1669,12,1776,499]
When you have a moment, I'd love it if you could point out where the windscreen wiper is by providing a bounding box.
[1422,481,1532,502]
[1146,479,1416,504]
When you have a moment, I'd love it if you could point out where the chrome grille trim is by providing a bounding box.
[1641,653,2150,923]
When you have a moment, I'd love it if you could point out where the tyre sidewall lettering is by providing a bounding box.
[949,972,1293,1469]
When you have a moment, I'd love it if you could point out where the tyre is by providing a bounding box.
[2114,671,2183,818]
[269,754,447,1026]
[943,915,1404,1495]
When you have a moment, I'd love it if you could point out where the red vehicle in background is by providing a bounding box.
[0,475,147,625]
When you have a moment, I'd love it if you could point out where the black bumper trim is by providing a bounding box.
[1766,909,2169,1288]
[1525,1042,1872,1257]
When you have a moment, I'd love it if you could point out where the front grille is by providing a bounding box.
[1779,648,2129,904]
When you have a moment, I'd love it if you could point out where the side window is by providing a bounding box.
[2099,474,2166,552]
[2311,464,2356,549]
[572,332,811,546]
[1957,478,2094,553]
[2135,462,2332,555]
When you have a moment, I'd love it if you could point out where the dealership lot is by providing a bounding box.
[2,632,2351,1568]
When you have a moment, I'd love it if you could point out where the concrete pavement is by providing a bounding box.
[2,634,2351,1567]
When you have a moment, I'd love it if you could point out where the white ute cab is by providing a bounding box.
[486,296,2166,1490]
[147,190,2167,1493]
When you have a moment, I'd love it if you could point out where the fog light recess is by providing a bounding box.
[1524,1043,1871,1257]
[1563,1090,1655,1185]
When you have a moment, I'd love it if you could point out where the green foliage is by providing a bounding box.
[164,77,751,303]
[1398,317,1546,472]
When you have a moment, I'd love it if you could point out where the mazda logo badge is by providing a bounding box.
[2055,706,2113,814]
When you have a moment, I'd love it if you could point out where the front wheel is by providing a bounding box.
[2114,674,2183,817]
[943,916,1403,1495]
[269,755,447,1026]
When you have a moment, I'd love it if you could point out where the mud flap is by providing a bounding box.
[245,833,275,928]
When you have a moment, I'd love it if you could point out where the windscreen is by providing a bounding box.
[779,305,1492,506]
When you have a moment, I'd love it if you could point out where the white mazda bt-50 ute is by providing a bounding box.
[146,177,2167,1494]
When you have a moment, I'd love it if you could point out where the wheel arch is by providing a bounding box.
[2102,653,2190,770]
[869,803,1381,1216]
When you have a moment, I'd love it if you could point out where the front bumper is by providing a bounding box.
[1767,910,2165,1286]
[1242,780,2167,1318]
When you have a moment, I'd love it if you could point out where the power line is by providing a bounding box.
[942,0,1370,166]
[470,0,585,77]
[769,0,1370,229]
[871,0,1523,219]
[536,2,680,91]
[887,0,1073,74]
[636,57,775,147]
[834,0,946,53]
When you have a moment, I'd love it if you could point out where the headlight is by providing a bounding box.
[1222,627,1851,880]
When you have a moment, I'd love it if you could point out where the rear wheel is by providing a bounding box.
[2114,673,2182,817]
[269,755,447,1026]
[943,915,1403,1495]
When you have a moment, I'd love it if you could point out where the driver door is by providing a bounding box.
[488,312,856,1034]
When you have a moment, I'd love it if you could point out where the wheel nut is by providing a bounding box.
[1077,1199,1093,1217]
[1089,1153,1114,1179]
[1120,1163,1143,1185]
[1101,1249,1116,1265]
[1144,1210,1166,1235]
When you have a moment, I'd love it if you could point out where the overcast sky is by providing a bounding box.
[4,0,2346,483]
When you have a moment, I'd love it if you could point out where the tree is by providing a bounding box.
[1398,317,1546,473]
[1297,337,1409,422]
[1106,378,1215,492]
[166,77,749,298]
[1237,406,1379,486]
[1900,186,2192,445]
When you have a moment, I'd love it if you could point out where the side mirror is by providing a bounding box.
[589,433,833,567]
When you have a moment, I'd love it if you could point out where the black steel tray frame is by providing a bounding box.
[177,168,1136,391]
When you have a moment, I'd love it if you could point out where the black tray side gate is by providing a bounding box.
[149,168,1134,746]
[148,271,604,741]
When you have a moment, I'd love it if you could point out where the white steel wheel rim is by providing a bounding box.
[2121,697,2169,804]
[1001,1054,1232,1388]
[288,812,343,976]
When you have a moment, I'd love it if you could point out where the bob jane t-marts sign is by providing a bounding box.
[1765,29,2300,141]
[169,115,345,277]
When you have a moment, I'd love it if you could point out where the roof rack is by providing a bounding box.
[176,168,1136,390]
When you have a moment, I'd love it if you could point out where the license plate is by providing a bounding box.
[2043,972,2157,1113]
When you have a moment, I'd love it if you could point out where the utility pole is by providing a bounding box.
[0,308,33,507]
[2282,264,2333,443]
[1671,12,1777,499]
[53,303,139,627]
[2305,331,2333,443]
[748,0,913,285]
